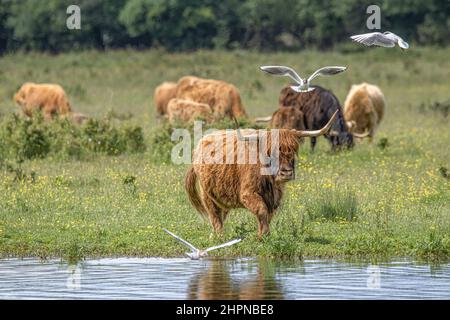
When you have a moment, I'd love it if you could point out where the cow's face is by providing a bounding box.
[275,156,295,182]
[330,132,354,150]
[14,90,26,105]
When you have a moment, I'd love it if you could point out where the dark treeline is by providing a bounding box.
[0,0,448,53]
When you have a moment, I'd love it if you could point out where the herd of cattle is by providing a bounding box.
[154,76,385,150]
[9,76,385,150]
[154,75,386,238]
[8,74,386,239]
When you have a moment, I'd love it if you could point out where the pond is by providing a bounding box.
[0,258,449,299]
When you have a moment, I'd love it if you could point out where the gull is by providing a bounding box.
[350,31,409,50]
[163,228,242,260]
[260,65,347,93]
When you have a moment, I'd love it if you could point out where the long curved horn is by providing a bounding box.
[254,116,272,123]
[353,130,370,138]
[291,110,338,137]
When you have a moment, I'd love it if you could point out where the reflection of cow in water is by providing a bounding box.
[187,259,284,300]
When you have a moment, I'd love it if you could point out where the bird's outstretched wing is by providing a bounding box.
[397,38,409,49]
[307,66,347,82]
[205,238,242,253]
[163,228,198,252]
[350,32,395,47]
[260,66,303,84]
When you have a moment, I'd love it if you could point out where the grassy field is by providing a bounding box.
[0,47,449,262]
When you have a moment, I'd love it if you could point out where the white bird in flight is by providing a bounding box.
[260,65,347,93]
[163,228,242,260]
[350,31,409,50]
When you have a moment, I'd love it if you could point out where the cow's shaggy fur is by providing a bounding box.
[270,106,305,130]
[167,98,213,124]
[176,76,247,120]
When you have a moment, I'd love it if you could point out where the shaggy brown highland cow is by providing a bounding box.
[185,111,338,238]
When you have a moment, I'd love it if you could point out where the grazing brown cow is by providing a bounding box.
[14,82,72,120]
[344,83,385,140]
[185,111,337,238]
[166,98,213,124]
[270,106,305,130]
[176,76,247,120]
[154,81,177,117]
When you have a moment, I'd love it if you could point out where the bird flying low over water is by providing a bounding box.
[163,228,242,260]
[260,65,347,93]
[350,31,409,50]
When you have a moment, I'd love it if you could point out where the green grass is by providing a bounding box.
[0,47,449,262]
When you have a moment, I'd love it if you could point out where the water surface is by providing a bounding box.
[0,258,449,299]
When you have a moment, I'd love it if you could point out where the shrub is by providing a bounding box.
[0,114,50,160]
[0,114,146,160]
[377,137,389,150]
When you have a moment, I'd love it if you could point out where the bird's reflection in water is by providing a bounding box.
[187,259,285,300]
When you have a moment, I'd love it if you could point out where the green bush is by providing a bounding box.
[0,114,50,160]
[0,114,146,160]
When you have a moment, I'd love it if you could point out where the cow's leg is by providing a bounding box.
[202,196,225,234]
[310,137,317,151]
[221,210,230,224]
[368,128,376,143]
[267,211,276,224]
[241,192,270,239]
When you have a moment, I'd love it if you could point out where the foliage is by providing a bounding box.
[0,0,448,53]
[0,114,146,160]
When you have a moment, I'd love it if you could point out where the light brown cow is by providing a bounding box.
[14,82,72,120]
[154,81,177,117]
[166,98,213,124]
[344,83,385,140]
[176,76,247,120]
[270,106,305,130]
[185,111,337,238]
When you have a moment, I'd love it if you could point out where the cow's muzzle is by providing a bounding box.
[276,169,295,181]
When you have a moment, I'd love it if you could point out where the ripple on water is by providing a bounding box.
[0,258,449,299]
